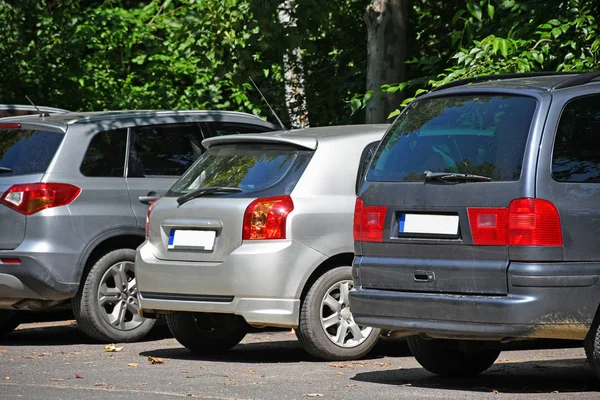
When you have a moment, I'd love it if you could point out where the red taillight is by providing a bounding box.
[242,196,294,240]
[0,258,21,265]
[145,199,158,238]
[0,183,81,216]
[468,198,562,246]
[0,123,21,129]
[353,197,387,243]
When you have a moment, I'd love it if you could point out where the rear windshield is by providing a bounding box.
[367,95,537,182]
[165,143,313,196]
[0,129,64,177]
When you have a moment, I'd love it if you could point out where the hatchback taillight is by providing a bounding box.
[468,198,562,246]
[145,199,158,238]
[0,183,81,215]
[353,198,387,243]
[242,196,294,240]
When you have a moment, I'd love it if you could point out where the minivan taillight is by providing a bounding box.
[145,199,158,238]
[0,183,81,215]
[468,198,562,246]
[353,198,387,243]
[242,196,294,240]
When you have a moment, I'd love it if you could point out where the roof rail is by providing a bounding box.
[552,71,600,89]
[430,71,579,92]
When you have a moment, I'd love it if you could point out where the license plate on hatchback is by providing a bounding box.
[399,214,459,236]
[168,229,216,250]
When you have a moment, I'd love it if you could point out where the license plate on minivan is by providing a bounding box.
[168,229,216,250]
[399,214,459,236]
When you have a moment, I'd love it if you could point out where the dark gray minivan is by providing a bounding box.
[350,72,600,378]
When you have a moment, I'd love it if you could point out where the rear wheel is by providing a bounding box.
[166,312,248,354]
[407,336,500,377]
[584,316,600,379]
[73,248,155,342]
[0,310,20,338]
[296,266,380,360]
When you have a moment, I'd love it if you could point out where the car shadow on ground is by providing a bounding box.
[352,357,600,394]
[139,336,411,364]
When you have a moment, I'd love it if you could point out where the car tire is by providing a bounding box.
[407,336,500,377]
[0,310,20,338]
[166,312,248,354]
[296,266,380,361]
[584,316,600,379]
[73,248,155,342]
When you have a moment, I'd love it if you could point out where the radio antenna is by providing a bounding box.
[25,95,50,118]
[249,77,287,132]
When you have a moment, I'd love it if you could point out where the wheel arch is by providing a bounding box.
[75,228,145,285]
[299,252,355,303]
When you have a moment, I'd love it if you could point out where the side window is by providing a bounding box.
[207,122,273,137]
[81,129,127,177]
[552,95,600,183]
[356,141,379,193]
[128,123,204,177]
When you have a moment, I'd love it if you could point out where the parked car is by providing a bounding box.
[0,110,277,342]
[136,124,388,360]
[349,71,600,378]
[0,104,68,118]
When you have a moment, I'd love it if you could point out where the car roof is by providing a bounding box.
[203,124,389,150]
[0,110,277,132]
[0,104,68,118]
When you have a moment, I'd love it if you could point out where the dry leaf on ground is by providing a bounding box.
[104,344,123,352]
[75,374,84,379]
[148,355,164,364]
[128,363,138,368]
[305,394,324,397]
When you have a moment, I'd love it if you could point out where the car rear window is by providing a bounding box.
[166,143,313,196]
[367,95,537,182]
[0,129,63,177]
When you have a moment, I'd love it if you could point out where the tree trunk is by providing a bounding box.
[279,0,309,128]
[365,0,409,123]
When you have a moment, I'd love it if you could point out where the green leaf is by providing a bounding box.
[387,109,401,119]
[487,4,495,19]
[500,39,509,58]
[350,98,362,114]
[551,27,562,38]
[548,19,561,26]
[466,1,483,21]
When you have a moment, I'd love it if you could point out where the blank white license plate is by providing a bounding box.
[399,214,459,236]
[168,230,216,250]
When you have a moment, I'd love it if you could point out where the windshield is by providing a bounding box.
[367,95,537,182]
[166,143,313,197]
[0,129,64,177]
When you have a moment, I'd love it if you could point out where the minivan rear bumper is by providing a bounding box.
[350,261,600,341]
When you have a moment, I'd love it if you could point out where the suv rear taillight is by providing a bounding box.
[353,198,387,243]
[145,199,159,238]
[468,198,563,246]
[243,196,294,240]
[0,183,81,216]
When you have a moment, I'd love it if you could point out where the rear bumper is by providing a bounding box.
[350,262,600,341]
[135,238,327,328]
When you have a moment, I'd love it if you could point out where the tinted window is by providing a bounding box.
[129,124,203,177]
[552,95,600,183]
[81,129,127,177]
[0,130,63,177]
[356,141,379,193]
[166,144,313,196]
[367,95,537,182]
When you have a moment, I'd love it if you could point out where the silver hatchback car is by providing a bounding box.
[136,124,387,360]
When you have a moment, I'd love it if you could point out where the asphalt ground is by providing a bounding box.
[1,320,600,400]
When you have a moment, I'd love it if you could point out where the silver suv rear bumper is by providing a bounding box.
[136,239,327,328]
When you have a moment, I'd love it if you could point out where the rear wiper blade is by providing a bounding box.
[0,167,12,173]
[177,186,242,205]
[424,170,492,183]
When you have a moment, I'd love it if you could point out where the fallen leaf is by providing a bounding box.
[137,381,149,387]
[50,378,66,382]
[347,384,356,387]
[128,363,138,368]
[94,382,107,387]
[23,356,36,360]
[306,394,324,397]
[328,363,351,369]
[0,349,8,353]
[75,374,84,379]
[288,328,295,334]
[335,372,344,375]
[148,355,164,364]
[104,344,123,352]
[373,362,391,367]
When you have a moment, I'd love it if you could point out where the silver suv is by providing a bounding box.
[136,125,387,360]
[0,110,276,341]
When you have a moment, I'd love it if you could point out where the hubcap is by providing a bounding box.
[319,280,372,348]
[97,261,144,331]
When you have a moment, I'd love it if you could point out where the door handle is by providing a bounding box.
[414,270,435,282]
[139,191,160,205]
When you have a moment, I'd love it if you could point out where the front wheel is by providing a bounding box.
[407,336,500,377]
[296,266,380,360]
[166,312,248,355]
[73,248,155,342]
[0,310,20,338]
